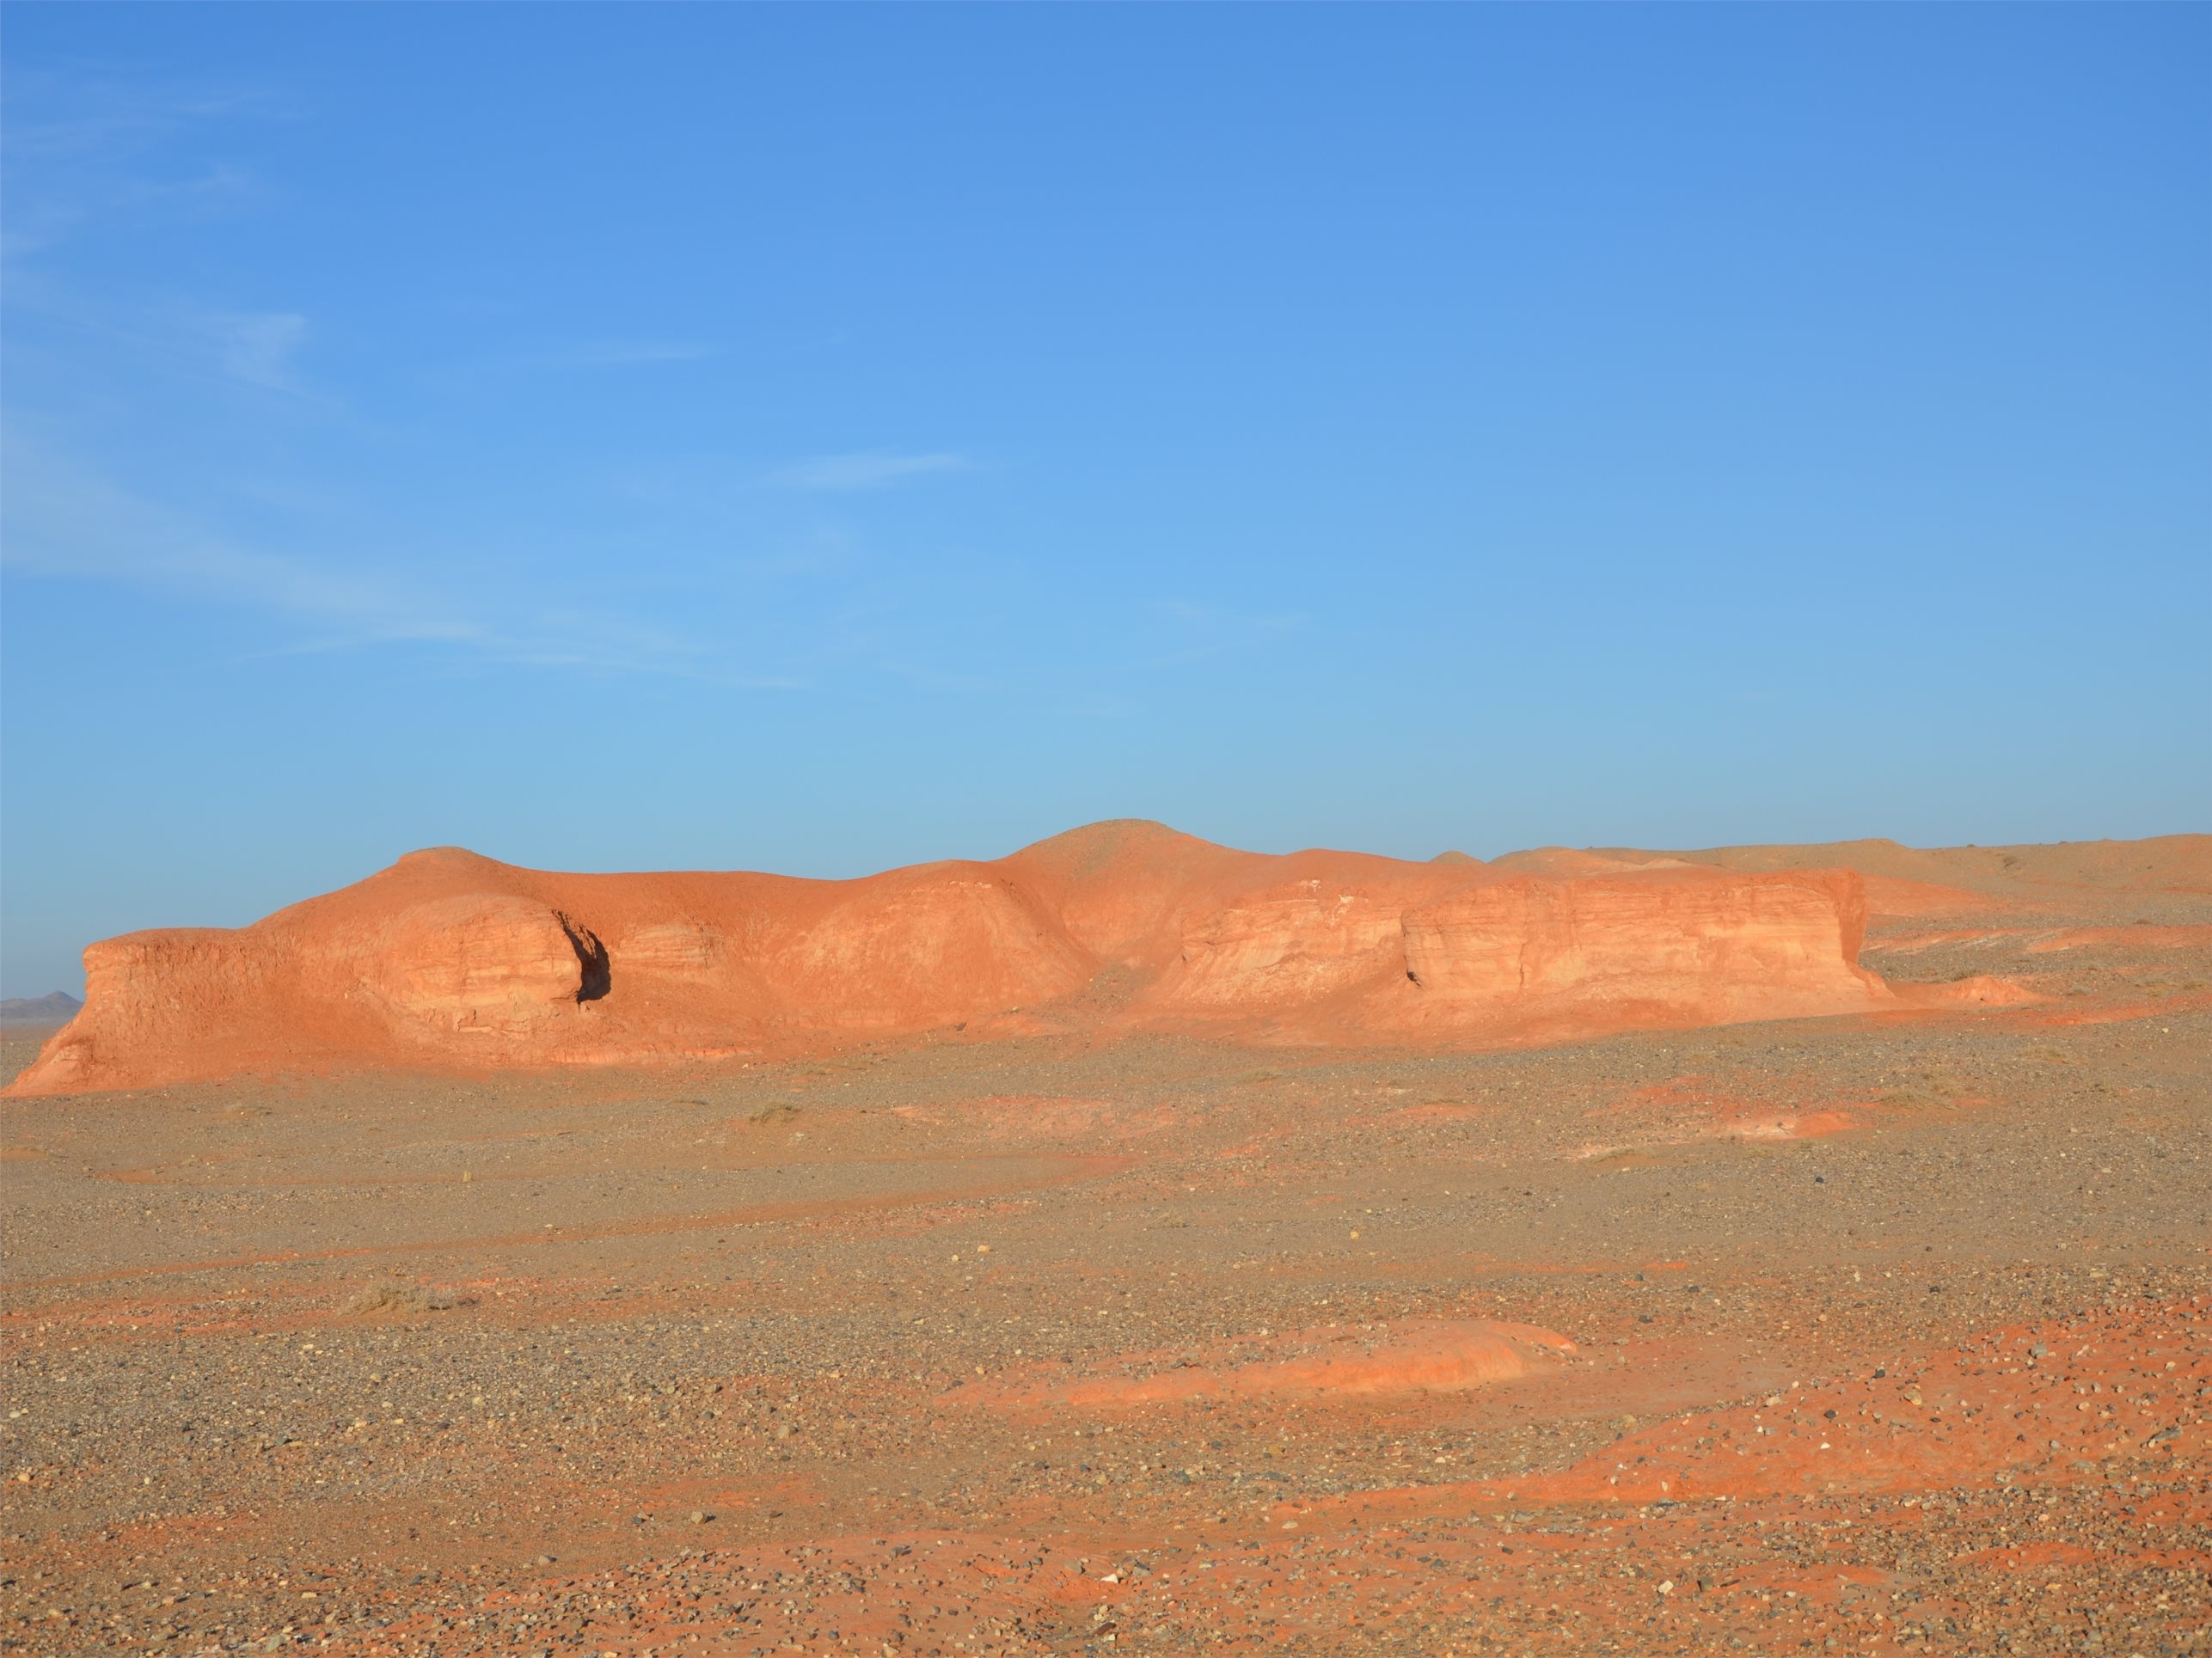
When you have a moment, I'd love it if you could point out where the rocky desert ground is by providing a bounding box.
[2,828,2206,1656]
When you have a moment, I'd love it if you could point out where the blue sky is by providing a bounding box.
[3,6,2208,996]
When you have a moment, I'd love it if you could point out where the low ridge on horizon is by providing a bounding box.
[334,821,2212,890]
[0,990,82,1024]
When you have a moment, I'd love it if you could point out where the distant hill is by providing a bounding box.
[0,992,82,1025]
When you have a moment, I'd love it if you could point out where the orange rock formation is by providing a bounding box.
[7,820,2021,1097]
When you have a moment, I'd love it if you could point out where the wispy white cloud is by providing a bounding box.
[771,450,974,492]
[0,428,793,685]
[3,70,282,262]
[1064,693,1137,720]
[731,528,861,581]
[4,66,316,402]
[534,341,724,370]
[1,71,273,164]
[2,278,328,403]
[1152,598,1307,632]
[2,429,444,630]
[1129,598,1308,670]
[202,309,308,390]
[881,659,1009,695]
[0,162,267,263]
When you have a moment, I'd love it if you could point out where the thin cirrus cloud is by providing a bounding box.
[1151,597,1307,633]
[1,161,266,262]
[1129,598,1308,671]
[201,309,309,390]
[770,450,975,492]
[3,430,473,639]
[2,69,275,164]
[2,286,319,399]
[0,428,786,683]
[3,68,284,259]
[533,340,724,370]
[4,73,305,396]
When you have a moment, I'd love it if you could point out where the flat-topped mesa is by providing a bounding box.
[7,823,2027,1097]
[1389,868,1885,1032]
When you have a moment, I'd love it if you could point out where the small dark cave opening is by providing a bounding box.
[563,920,612,1002]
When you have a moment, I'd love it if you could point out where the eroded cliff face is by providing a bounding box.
[23,930,280,1094]
[1392,869,1884,1030]
[1147,880,1411,1013]
[7,823,2001,1096]
[355,895,610,1041]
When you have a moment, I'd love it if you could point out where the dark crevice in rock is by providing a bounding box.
[561,917,612,1002]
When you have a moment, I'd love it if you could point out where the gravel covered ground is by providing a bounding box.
[3,896,2207,1655]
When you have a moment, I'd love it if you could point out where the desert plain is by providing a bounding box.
[1,823,2207,1656]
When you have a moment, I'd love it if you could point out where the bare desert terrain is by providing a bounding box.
[2,826,2207,1656]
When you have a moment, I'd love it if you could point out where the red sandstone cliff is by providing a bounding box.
[6,821,2019,1097]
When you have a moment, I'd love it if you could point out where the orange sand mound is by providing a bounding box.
[11,819,2074,1097]
[960,1318,1578,1410]
[1496,1298,2208,1506]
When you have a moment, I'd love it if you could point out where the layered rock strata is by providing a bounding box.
[7,820,2007,1096]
